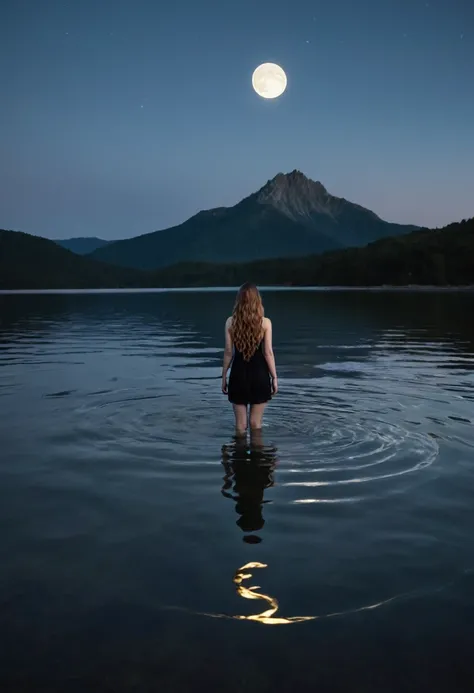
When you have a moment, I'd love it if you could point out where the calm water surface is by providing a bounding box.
[1,289,474,691]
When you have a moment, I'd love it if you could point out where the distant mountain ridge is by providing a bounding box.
[55,237,110,255]
[89,170,418,270]
[1,217,472,290]
[0,230,137,290]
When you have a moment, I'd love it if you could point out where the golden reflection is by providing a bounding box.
[221,429,277,541]
[231,561,316,625]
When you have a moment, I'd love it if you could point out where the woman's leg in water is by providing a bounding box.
[249,402,267,430]
[249,426,263,449]
[233,404,248,434]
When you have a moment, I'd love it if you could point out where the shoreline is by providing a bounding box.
[1,285,474,295]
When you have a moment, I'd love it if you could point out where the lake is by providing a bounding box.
[1,288,474,692]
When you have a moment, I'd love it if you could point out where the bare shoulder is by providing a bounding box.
[225,316,233,329]
[263,316,272,330]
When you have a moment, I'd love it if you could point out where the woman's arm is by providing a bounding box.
[221,317,233,393]
[263,318,278,393]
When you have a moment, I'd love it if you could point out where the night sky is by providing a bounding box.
[1,0,472,240]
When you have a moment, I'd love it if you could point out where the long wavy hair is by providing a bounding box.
[230,283,265,361]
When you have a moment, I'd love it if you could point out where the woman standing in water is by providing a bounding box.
[221,283,278,434]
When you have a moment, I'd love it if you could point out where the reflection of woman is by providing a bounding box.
[221,283,278,434]
[221,429,277,540]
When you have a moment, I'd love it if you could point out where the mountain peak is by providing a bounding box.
[265,169,326,191]
[255,170,331,221]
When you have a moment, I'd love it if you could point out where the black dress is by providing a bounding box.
[228,341,272,406]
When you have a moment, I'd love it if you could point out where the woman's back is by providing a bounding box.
[221,283,278,433]
[228,319,271,406]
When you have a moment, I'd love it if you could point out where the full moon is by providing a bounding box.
[252,62,287,99]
